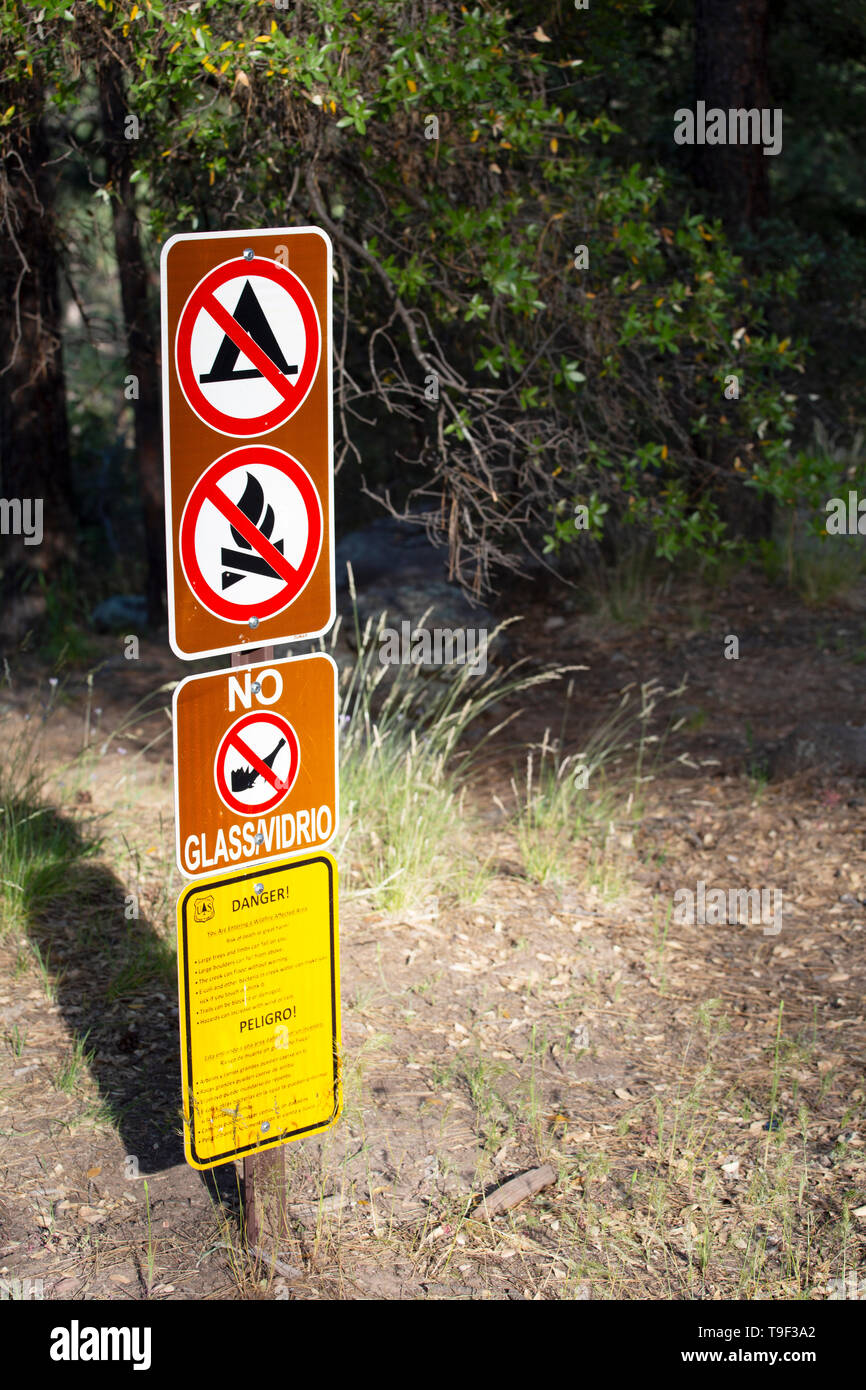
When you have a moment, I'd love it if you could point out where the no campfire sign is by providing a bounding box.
[161,228,334,659]
[172,652,338,879]
[179,446,323,626]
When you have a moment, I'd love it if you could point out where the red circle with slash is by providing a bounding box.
[179,445,323,623]
[214,711,300,817]
[175,256,321,437]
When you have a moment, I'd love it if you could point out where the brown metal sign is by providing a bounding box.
[161,228,334,659]
[172,652,338,878]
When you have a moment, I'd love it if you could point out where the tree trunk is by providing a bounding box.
[97,57,165,626]
[0,100,77,602]
[693,0,772,230]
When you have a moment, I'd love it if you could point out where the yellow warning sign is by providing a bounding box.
[176,853,341,1170]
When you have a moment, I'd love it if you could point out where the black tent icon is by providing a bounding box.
[200,280,298,384]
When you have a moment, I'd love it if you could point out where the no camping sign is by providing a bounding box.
[161,228,334,659]
[175,256,321,437]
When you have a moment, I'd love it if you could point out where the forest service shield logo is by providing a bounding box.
[192,894,215,924]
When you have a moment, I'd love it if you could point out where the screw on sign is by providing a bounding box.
[175,255,321,437]
[214,711,300,818]
[179,446,323,624]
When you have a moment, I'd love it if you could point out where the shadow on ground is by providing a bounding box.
[15,797,235,1203]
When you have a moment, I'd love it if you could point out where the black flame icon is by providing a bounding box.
[221,472,285,590]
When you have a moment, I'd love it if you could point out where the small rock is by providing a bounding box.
[52,1278,79,1297]
[76,1205,106,1225]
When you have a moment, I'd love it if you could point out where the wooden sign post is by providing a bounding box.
[234,645,284,1255]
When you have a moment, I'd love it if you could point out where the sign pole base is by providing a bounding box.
[231,645,290,1253]
[244,1146,290,1251]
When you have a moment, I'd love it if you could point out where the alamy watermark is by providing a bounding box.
[50,1321,151,1371]
[673,880,782,936]
[828,1272,866,1300]
[0,497,43,546]
[379,621,488,675]
[674,103,783,157]
[0,1277,43,1300]
[824,491,866,535]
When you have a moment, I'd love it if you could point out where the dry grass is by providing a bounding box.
[0,589,863,1301]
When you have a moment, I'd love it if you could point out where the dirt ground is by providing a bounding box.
[1,568,865,1301]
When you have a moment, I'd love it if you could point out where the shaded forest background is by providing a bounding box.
[1,0,865,642]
